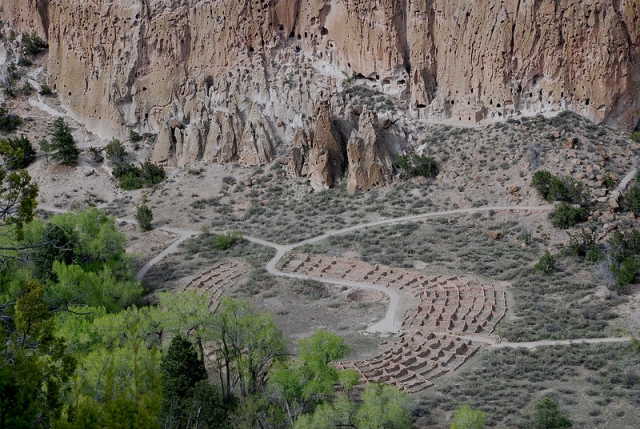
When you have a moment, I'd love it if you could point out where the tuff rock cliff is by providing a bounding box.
[3,0,639,190]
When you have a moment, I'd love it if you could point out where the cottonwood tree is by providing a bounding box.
[209,297,287,402]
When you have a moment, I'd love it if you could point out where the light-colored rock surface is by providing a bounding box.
[3,0,639,173]
[346,107,394,194]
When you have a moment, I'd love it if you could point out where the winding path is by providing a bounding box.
[41,203,632,349]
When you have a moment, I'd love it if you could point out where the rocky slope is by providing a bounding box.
[3,0,639,190]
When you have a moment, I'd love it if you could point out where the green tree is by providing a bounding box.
[0,135,36,169]
[294,383,411,429]
[210,297,287,401]
[160,335,208,429]
[104,138,128,166]
[451,404,486,429]
[0,167,38,240]
[0,281,76,428]
[532,397,572,429]
[49,118,79,164]
[269,330,352,426]
[624,184,640,216]
[136,203,153,231]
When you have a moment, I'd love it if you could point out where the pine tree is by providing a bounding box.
[49,118,79,164]
[160,335,207,429]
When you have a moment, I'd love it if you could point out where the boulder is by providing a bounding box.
[488,230,504,240]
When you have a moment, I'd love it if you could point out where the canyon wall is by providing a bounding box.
[3,0,639,183]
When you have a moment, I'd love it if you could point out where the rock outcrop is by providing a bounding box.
[307,102,345,189]
[3,0,639,176]
[346,107,394,194]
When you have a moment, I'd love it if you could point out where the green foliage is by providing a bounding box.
[551,204,587,229]
[532,397,572,429]
[213,230,243,250]
[395,154,439,179]
[113,160,165,190]
[160,336,209,429]
[631,131,640,143]
[0,281,76,428]
[294,383,411,429]
[130,130,143,142]
[39,84,54,96]
[567,228,600,260]
[0,135,36,169]
[136,203,153,231]
[21,32,48,55]
[531,170,584,204]
[0,107,23,133]
[49,118,79,164]
[28,207,141,308]
[623,184,640,216]
[104,138,128,165]
[0,167,38,240]
[268,331,356,426]
[451,404,486,429]
[606,230,640,290]
[209,297,287,401]
[534,250,557,273]
[49,261,142,311]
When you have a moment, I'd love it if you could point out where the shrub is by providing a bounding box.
[532,397,572,429]
[534,250,557,273]
[631,131,640,143]
[22,32,48,56]
[0,135,36,169]
[531,170,584,204]
[567,228,599,259]
[0,73,16,97]
[118,173,144,190]
[395,154,439,179]
[129,130,142,142]
[112,160,164,190]
[104,138,128,165]
[0,107,23,132]
[552,204,587,229]
[39,84,54,96]
[450,404,486,429]
[213,231,243,250]
[139,160,165,186]
[623,184,640,216]
[135,203,153,231]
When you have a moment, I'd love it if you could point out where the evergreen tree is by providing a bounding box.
[160,335,208,429]
[49,118,79,164]
[136,203,153,231]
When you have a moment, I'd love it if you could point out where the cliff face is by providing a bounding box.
[4,0,639,174]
